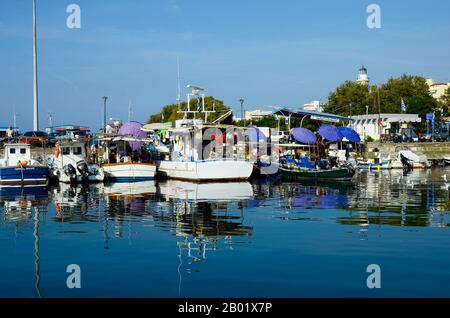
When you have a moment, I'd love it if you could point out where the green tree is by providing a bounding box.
[324,75,438,121]
[147,96,233,124]
[323,81,373,116]
[439,87,450,116]
[378,75,437,119]
[250,115,277,128]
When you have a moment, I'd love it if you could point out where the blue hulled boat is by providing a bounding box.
[0,144,49,186]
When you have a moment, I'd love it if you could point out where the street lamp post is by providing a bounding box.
[239,98,245,127]
[102,96,108,133]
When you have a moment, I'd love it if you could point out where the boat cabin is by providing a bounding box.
[55,141,88,165]
[1,144,32,167]
[101,137,153,164]
[164,125,248,162]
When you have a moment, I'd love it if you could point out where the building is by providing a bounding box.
[244,109,273,122]
[351,114,421,141]
[302,100,322,112]
[356,65,369,85]
[426,78,450,100]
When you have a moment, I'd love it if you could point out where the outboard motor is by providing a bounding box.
[77,160,89,176]
[63,164,77,178]
[400,154,412,171]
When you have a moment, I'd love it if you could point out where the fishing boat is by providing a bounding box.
[100,122,157,182]
[48,139,104,183]
[398,150,431,170]
[153,124,254,181]
[279,165,356,181]
[0,144,48,186]
[144,86,253,182]
[356,158,391,170]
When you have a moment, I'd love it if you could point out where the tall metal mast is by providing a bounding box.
[177,56,181,109]
[33,0,39,131]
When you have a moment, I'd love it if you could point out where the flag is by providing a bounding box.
[161,113,165,121]
[197,98,202,112]
[401,98,407,113]
[285,116,289,125]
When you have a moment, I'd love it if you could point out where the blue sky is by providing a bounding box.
[1,0,450,131]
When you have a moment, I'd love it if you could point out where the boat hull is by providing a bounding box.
[280,167,356,181]
[103,163,156,182]
[157,160,254,181]
[0,166,48,186]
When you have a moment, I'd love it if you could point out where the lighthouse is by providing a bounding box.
[356,65,369,85]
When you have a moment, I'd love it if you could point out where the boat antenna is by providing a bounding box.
[177,56,181,111]
[128,100,133,122]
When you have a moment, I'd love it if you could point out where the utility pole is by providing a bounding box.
[47,112,54,128]
[377,87,381,137]
[102,96,108,133]
[33,0,39,131]
[239,98,245,126]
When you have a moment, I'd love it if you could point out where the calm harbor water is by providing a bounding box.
[1,169,450,298]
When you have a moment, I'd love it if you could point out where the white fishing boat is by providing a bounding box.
[398,150,431,169]
[144,86,254,181]
[0,144,48,186]
[154,125,254,181]
[48,140,104,183]
[100,122,157,182]
[102,162,156,182]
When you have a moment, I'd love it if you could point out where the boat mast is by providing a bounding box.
[177,56,181,110]
[128,100,133,122]
[33,0,39,131]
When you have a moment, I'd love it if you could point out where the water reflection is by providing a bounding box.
[0,185,51,298]
[340,170,450,228]
[1,169,450,297]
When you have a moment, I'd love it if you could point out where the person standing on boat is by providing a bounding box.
[6,126,13,142]
[90,143,98,164]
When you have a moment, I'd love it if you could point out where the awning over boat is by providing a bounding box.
[292,128,317,144]
[118,121,146,151]
[141,122,173,131]
[245,127,266,142]
[399,150,422,163]
[274,109,355,123]
[318,125,343,142]
[338,127,361,142]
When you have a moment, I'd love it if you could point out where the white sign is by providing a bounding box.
[310,115,340,123]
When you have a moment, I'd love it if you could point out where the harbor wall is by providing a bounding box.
[365,142,450,160]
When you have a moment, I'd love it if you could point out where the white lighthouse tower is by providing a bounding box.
[356,65,369,85]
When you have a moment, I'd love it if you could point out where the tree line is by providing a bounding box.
[147,74,450,130]
[323,75,450,121]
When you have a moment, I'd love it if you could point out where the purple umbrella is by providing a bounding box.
[292,128,317,144]
[318,125,343,142]
[338,127,361,142]
[118,121,146,150]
